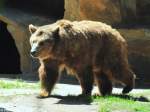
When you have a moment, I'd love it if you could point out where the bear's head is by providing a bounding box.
[29,20,73,59]
[29,23,60,59]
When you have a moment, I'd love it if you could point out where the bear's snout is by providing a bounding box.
[30,43,39,57]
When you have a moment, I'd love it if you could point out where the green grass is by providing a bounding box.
[93,95,150,112]
[0,79,40,89]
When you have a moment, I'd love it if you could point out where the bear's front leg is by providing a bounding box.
[38,60,59,98]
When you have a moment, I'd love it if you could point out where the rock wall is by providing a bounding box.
[64,0,150,25]
[119,29,150,86]
[64,0,80,20]
[64,0,122,25]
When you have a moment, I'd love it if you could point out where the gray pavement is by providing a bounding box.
[0,84,99,112]
[0,82,150,112]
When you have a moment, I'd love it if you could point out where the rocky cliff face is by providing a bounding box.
[64,0,122,25]
[64,0,150,25]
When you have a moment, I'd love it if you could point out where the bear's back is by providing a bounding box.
[57,20,124,43]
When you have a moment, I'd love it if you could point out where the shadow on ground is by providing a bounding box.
[0,107,12,112]
[112,94,150,102]
[37,93,149,105]
[40,95,92,105]
[92,94,150,102]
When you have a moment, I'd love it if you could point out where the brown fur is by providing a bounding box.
[29,20,135,97]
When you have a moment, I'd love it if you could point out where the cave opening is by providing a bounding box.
[0,21,21,74]
[5,0,65,19]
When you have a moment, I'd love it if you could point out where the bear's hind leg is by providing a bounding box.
[95,71,112,96]
[76,66,94,96]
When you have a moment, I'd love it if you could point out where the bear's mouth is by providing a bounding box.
[30,43,54,59]
[30,51,39,58]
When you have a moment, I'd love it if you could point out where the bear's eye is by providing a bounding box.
[39,41,44,46]
[32,40,37,44]
[37,31,44,36]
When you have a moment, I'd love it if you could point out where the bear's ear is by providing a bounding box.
[58,20,73,37]
[29,24,38,34]
[53,27,60,41]
[59,21,73,30]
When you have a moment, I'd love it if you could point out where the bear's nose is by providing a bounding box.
[30,51,37,57]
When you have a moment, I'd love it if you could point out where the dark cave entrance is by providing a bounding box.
[0,21,21,74]
[5,0,65,19]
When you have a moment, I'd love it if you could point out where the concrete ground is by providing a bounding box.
[0,83,99,112]
[0,79,150,112]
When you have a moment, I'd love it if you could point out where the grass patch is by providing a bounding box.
[93,95,150,112]
[0,79,40,89]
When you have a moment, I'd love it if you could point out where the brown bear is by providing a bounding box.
[29,19,135,98]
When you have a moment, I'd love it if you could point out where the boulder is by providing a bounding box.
[64,0,122,25]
